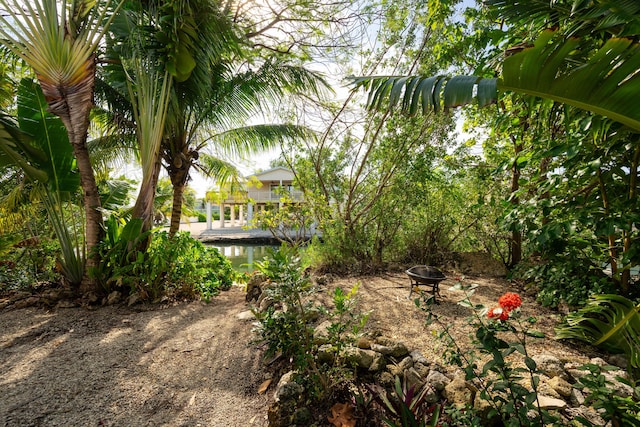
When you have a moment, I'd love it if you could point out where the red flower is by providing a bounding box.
[487,307,509,321]
[498,293,522,312]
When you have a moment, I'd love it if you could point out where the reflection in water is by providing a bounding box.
[207,243,277,272]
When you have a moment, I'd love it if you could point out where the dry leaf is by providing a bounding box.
[257,379,272,394]
[327,402,356,427]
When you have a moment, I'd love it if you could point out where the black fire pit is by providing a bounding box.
[406,265,447,300]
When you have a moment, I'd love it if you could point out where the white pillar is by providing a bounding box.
[239,205,244,226]
[206,201,212,230]
[230,205,236,227]
[219,203,225,228]
[247,202,253,223]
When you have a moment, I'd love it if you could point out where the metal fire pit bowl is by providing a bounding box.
[406,265,446,300]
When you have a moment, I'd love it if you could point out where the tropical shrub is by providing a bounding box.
[252,245,368,398]
[513,256,615,308]
[555,294,640,370]
[94,222,237,301]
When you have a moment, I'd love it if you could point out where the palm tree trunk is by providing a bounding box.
[38,56,104,289]
[72,143,104,271]
[169,180,185,237]
[133,158,162,234]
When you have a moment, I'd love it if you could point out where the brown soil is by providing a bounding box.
[0,273,601,426]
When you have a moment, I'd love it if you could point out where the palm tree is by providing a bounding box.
[0,0,124,285]
[163,61,325,236]
[99,0,327,237]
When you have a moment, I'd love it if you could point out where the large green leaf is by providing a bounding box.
[17,79,79,193]
[555,294,640,368]
[353,30,640,132]
[500,29,640,131]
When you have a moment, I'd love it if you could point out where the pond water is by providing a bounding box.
[207,243,277,273]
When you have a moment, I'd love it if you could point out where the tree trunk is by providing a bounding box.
[510,141,523,268]
[132,158,162,234]
[169,179,185,237]
[38,56,104,290]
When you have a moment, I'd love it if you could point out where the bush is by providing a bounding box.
[513,256,615,308]
[94,218,237,301]
[252,245,369,398]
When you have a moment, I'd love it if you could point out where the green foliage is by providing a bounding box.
[369,376,440,427]
[252,245,368,398]
[514,258,615,308]
[94,221,236,301]
[572,364,640,426]
[417,281,557,426]
[0,237,59,291]
[555,294,640,369]
[251,191,315,247]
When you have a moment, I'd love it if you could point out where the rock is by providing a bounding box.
[535,395,567,410]
[570,388,585,406]
[292,407,312,425]
[313,320,333,345]
[368,352,386,372]
[14,296,40,309]
[607,354,628,370]
[564,406,605,426]
[533,355,567,379]
[106,291,121,305]
[603,373,635,398]
[317,344,335,364]
[386,363,403,377]
[547,376,572,398]
[127,293,140,307]
[371,339,408,358]
[410,350,429,365]
[356,336,372,349]
[405,368,424,390]
[378,371,395,388]
[85,291,99,304]
[258,294,275,312]
[398,356,414,371]
[55,300,76,309]
[589,357,607,366]
[236,310,255,321]
[426,370,451,391]
[344,347,376,369]
[443,376,472,408]
[413,362,430,378]
[274,371,303,402]
[245,273,266,302]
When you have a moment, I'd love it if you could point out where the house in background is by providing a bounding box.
[205,167,303,229]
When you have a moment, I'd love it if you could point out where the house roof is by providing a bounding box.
[249,166,294,182]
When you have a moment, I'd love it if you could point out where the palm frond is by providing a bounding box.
[205,124,316,158]
[555,294,640,368]
[353,30,640,131]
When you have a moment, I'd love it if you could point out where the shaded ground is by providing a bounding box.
[0,272,601,426]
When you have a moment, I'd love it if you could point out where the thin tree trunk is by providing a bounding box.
[169,180,185,237]
[510,141,523,267]
[132,158,162,234]
[621,145,640,294]
[72,143,104,271]
[597,168,618,279]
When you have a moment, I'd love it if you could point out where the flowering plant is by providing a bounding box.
[417,281,554,426]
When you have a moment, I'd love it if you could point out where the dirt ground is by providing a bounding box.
[0,272,601,426]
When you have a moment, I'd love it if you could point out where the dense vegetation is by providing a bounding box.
[0,0,639,423]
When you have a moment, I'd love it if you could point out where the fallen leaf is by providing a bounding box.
[327,402,356,427]
[257,379,272,394]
